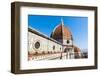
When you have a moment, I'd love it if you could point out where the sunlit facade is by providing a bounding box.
[28,19,82,61]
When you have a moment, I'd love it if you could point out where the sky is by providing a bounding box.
[28,15,88,50]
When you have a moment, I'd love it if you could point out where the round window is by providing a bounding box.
[35,41,40,49]
[67,40,70,44]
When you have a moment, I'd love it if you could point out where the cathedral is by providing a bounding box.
[28,19,81,61]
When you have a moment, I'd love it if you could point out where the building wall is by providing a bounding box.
[63,39,73,45]
[28,31,62,54]
[48,40,62,53]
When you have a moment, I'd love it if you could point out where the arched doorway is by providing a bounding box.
[64,48,71,59]
[64,48,70,52]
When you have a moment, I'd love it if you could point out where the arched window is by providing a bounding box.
[60,47,61,50]
[53,45,55,50]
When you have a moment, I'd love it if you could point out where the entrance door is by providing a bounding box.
[64,48,70,52]
[64,47,75,59]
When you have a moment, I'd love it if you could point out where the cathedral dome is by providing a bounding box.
[51,20,73,42]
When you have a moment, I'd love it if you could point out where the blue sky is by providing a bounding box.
[28,15,88,50]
